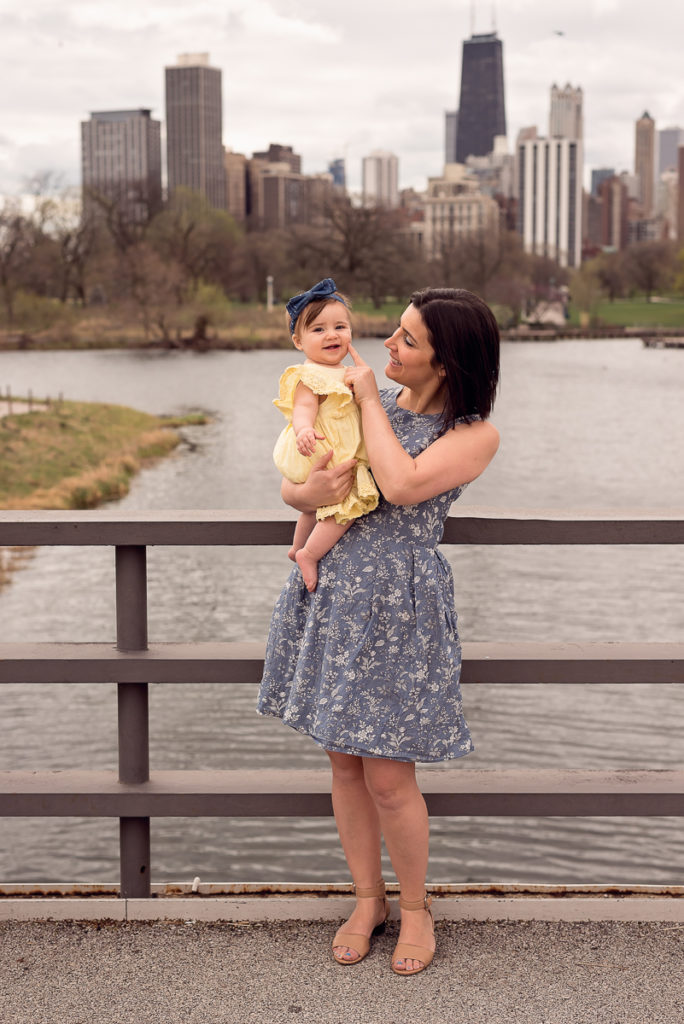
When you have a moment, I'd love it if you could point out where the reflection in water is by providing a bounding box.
[0,340,683,883]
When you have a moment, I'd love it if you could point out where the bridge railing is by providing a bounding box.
[1,508,683,898]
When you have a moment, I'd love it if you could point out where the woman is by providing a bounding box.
[257,287,500,975]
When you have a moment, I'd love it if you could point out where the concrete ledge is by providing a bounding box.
[0,898,126,921]
[3,888,684,923]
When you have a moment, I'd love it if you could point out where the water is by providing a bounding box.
[1,339,683,885]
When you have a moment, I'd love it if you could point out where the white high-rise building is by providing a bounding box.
[517,134,583,268]
[361,150,399,208]
[549,83,583,139]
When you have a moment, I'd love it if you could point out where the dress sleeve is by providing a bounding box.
[273,365,304,419]
[273,364,353,419]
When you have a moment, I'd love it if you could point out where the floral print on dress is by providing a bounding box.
[256,388,474,763]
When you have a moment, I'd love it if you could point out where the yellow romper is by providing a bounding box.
[273,363,379,525]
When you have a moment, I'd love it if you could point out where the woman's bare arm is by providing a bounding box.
[345,345,499,505]
[281,451,358,512]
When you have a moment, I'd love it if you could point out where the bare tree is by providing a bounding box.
[0,202,33,324]
[622,240,676,301]
[149,188,241,302]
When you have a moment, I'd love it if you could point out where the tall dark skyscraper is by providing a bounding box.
[165,53,226,209]
[455,32,506,163]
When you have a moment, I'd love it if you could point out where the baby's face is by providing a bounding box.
[293,301,351,366]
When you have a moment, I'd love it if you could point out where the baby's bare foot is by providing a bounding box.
[287,546,297,562]
[295,548,319,592]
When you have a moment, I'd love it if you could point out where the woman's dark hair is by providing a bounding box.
[409,287,500,429]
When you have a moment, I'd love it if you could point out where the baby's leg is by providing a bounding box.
[296,517,351,592]
[289,511,316,562]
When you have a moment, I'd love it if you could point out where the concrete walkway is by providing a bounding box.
[2,918,683,1024]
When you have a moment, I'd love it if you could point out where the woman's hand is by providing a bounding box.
[281,450,357,512]
[344,345,381,407]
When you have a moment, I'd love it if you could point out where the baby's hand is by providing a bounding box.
[296,427,325,457]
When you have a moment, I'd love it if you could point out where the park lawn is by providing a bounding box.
[570,296,684,328]
[0,400,205,509]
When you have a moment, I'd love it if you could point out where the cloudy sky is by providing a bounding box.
[1,0,683,197]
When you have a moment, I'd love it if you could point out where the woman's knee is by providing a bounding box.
[326,750,365,785]
[363,760,419,812]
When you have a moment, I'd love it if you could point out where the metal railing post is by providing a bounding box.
[115,545,150,898]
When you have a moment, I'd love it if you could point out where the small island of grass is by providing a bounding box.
[0,399,207,510]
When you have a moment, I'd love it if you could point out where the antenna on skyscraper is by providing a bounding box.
[491,2,497,31]
[470,0,475,36]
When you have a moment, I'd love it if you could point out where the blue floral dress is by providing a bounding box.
[256,388,473,763]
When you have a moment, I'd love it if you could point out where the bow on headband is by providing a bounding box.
[286,278,347,335]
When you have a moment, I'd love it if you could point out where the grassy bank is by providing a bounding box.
[0,298,398,351]
[2,294,683,351]
[567,296,684,328]
[0,400,206,510]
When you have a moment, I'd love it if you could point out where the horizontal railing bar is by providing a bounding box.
[1,642,684,685]
[2,768,683,818]
[1,508,683,546]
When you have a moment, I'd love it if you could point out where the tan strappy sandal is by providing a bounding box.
[332,880,390,965]
[391,893,435,976]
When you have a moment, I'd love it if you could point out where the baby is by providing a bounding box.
[273,278,378,591]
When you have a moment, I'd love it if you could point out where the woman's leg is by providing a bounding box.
[327,751,386,960]
[363,758,435,972]
[296,518,351,592]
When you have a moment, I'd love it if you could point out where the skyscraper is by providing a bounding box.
[253,144,301,174]
[445,110,458,164]
[634,111,655,217]
[591,168,615,197]
[362,151,399,207]
[165,53,226,209]
[549,84,583,139]
[81,109,162,221]
[657,126,684,176]
[327,158,346,190]
[517,134,583,268]
[455,32,506,163]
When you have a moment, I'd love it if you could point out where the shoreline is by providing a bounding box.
[2,324,684,351]
[0,400,207,514]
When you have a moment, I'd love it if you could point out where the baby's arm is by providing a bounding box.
[292,381,324,456]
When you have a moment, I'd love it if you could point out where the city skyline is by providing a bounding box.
[1,0,683,197]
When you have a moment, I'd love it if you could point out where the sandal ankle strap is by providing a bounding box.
[353,879,386,899]
[399,892,431,911]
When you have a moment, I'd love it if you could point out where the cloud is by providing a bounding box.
[0,0,683,194]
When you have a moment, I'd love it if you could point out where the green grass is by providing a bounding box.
[568,296,684,328]
[0,401,206,509]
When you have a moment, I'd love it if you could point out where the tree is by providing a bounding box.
[591,250,626,302]
[430,230,525,301]
[622,240,676,300]
[285,197,425,306]
[116,241,186,341]
[674,247,684,296]
[149,188,241,302]
[21,176,99,305]
[0,202,33,324]
[570,263,602,323]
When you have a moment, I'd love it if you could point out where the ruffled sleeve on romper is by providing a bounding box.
[272,364,379,525]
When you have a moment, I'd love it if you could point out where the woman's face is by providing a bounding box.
[384,304,443,390]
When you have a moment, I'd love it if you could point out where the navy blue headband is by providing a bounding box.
[286,278,347,335]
